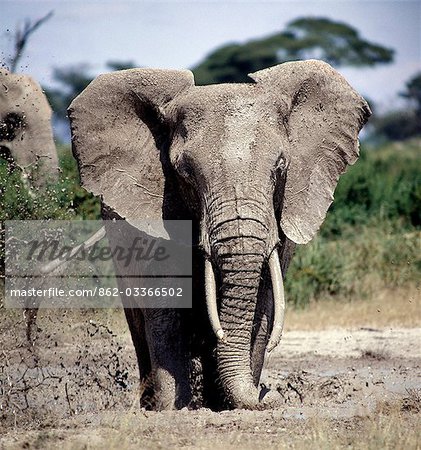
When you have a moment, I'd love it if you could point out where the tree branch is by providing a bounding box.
[10,11,54,73]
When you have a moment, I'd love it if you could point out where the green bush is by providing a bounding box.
[0,145,100,221]
[370,110,421,141]
[0,146,100,275]
[285,237,350,308]
[286,139,421,307]
[286,222,421,308]
[0,164,70,220]
[56,144,101,219]
[323,139,421,237]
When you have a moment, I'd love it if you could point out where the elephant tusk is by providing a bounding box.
[205,259,225,341]
[267,249,285,353]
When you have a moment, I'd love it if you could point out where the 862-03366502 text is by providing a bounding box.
[7,286,185,298]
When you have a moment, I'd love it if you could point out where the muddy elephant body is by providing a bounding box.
[69,60,370,410]
[0,69,59,186]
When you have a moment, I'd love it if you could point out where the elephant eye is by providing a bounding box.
[180,162,195,181]
[177,123,188,141]
[275,155,288,173]
[272,154,288,186]
[291,82,310,110]
[173,109,188,141]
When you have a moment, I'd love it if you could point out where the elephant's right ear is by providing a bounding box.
[250,60,371,244]
[68,69,194,220]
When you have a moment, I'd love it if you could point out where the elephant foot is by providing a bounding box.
[148,367,193,411]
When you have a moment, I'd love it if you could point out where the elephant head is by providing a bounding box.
[0,69,59,186]
[69,60,370,409]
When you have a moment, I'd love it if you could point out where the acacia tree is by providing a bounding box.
[372,72,421,141]
[45,64,95,122]
[192,17,394,85]
[401,72,421,123]
[45,17,395,137]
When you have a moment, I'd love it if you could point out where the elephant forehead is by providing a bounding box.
[176,84,257,114]
[175,83,288,128]
[172,85,285,167]
[0,71,51,116]
[220,96,261,161]
[175,84,279,138]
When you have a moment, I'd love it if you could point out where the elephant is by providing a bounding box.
[0,69,59,186]
[68,60,371,410]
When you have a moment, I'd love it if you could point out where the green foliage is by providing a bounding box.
[193,42,281,85]
[45,64,93,123]
[286,139,421,308]
[106,60,137,71]
[401,71,421,118]
[56,144,101,219]
[323,140,421,234]
[285,238,349,308]
[0,145,100,275]
[285,18,394,67]
[0,144,100,221]
[193,17,394,85]
[0,165,69,221]
[286,222,421,308]
[370,71,421,141]
[370,110,420,141]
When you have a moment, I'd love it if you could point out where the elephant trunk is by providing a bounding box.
[217,246,265,409]
[207,198,272,409]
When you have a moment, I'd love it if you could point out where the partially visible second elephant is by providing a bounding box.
[69,60,371,410]
[0,69,59,186]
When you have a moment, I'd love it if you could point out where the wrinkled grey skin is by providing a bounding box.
[0,69,59,186]
[69,60,371,410]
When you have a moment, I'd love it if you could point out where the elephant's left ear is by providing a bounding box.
[249,60,371,244]
[68,68,194,222]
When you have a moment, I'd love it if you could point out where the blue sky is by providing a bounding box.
[1,1,420,112]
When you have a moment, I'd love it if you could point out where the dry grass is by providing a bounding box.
[2,403,420,450]
[295,407,421,450]
[285,284,421,331]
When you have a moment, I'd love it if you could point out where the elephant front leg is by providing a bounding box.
[143,308,192,410]
[123,308,154,408]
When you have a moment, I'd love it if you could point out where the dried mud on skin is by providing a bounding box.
[1,309,420,447]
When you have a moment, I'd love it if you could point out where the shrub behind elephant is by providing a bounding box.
[0,69,59,187]
[69,60,370,410]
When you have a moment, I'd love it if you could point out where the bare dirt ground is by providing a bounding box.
[1,287,420,449]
